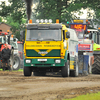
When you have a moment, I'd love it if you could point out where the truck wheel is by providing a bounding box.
[92,54,100,74]
[24,67,32,76]
[33,72,46,76]
[70,57,79,77]
[12,55,20,70]
[61,60,70,77]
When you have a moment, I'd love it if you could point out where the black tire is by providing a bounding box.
[70,57,79,77]
[10,49,14,70]
[61,60,70,77]
[12,55,20,70]
[33,72,46,76]
[92,54,100,74]
[24,67,32,76]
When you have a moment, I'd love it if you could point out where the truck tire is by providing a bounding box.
[92,54,100,74]
[61,60,70,77]
[33,72,46,76]
[24,67,32,76]
[12,55,20,70]
[70,57,79,77]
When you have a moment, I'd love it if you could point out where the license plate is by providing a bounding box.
[38,59,47,61]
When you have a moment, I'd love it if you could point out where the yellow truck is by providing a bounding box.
[20,19,79,77]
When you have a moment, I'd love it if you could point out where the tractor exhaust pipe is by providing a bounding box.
[24,0,33,20]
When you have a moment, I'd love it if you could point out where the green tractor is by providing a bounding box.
[88,28,100,74]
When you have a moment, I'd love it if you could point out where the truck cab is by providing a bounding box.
[22,19,79,77]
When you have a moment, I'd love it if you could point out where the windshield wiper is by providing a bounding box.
[27,38,56,41]
[42,38,56,41]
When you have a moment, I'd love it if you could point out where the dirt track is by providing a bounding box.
[0,71,100,100]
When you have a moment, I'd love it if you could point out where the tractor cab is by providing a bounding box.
[0,31,10,51]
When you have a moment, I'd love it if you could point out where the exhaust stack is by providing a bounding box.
[24,0,33,20]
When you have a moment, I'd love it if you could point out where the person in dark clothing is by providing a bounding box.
[1,44,11,70]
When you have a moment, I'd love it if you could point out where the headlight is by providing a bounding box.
[36,19,39,23]
[45,19,48,23]
[40,19,44,23]
[55,59,61,63]
[49,19,52,23]
[25,60,31,63]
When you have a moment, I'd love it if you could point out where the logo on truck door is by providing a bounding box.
[35,49,52,56]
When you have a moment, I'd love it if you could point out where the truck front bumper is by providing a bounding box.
[24,58,65,67]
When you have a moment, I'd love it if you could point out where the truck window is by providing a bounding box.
[75,29,84,39]
[93,32,97,43]
[26,29,61,41]
[98,33,100,44]
[93,32,100,44]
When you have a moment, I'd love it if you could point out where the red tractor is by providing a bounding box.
[0,29,14,71]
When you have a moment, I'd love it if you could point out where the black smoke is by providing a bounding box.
[24,0,33,20]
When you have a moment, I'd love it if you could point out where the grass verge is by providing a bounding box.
[63,92,100,100]
[0,68,23,71]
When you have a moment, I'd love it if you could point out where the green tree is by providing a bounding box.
[0,0,100,30]
[0,0,26,24]
[34,0,100,25]
[34,0,73,23]
[0,17,2,22]
[67,0,100,25]
[0,0,27,40]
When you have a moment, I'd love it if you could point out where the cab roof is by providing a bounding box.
[26,23,62,29]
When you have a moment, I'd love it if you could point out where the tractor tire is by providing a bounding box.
[92,54,100,74]
[61,60,70,77]
[12,55,20,70]
[24,67,32,76]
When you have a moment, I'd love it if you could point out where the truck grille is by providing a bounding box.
[26,49,61,57]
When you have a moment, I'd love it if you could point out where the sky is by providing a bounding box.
[75,8,94,19]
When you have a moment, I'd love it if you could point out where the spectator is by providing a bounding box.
[1,44,11,70]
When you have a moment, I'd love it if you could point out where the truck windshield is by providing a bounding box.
[75,29,84,39]
[93,32,100,44]
[26,29,61,41]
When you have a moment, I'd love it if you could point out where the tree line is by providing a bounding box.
[0,0,99,40]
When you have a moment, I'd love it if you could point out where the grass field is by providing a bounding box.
[63,92,100,100]
[0,68,23,71]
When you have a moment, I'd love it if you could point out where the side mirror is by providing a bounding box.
[89,33,92,39]
[66,32,70,38]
